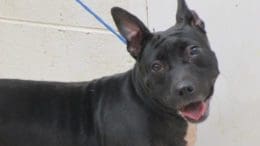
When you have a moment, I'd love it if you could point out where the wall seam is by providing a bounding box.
[0,17,111,34]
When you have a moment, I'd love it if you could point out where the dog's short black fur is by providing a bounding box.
[0,0,219,146]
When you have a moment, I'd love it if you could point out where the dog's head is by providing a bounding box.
[111,0,219,123]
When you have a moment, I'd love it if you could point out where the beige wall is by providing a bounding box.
[0,0,147,81]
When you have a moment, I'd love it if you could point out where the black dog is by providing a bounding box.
[0,0,219,146]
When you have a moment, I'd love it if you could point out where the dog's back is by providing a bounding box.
[0,72,141,146]
[0,79,97,146]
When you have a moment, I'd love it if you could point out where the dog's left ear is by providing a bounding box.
[176,0,206,33]
[111,7,151,59]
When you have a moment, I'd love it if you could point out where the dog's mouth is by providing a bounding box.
[152,86,214,123]
[179,99,210,123]
[179,86,214,123]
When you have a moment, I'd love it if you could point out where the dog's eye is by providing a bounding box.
[189,46,200,56]
[151,61,164,72]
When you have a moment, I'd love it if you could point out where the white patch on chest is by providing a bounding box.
[184,123,197,146]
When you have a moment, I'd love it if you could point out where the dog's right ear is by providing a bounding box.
[111,7,151,59]
[176,0,206,33]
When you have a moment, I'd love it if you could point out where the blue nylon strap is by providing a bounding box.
[75,0,127,45]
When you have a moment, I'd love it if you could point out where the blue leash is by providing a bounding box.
[75,0,127,45]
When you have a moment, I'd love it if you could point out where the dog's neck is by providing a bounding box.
[130,64,179,118]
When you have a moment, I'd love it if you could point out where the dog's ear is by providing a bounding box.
[111,7,151,59]
[176,0,205,33]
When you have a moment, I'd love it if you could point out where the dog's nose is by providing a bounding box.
[176,81,195,97]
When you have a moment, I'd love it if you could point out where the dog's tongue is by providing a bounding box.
[181,101,207,121]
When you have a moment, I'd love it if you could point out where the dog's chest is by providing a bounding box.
[150,123,197,146]
[101,104,193,146]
